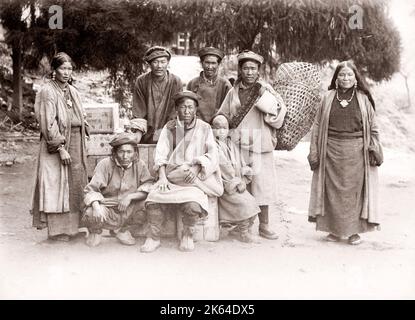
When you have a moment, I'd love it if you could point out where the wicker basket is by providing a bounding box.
[273,62,322,151]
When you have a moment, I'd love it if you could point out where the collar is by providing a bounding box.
[238,77,260,90]
[151,70,169,83]
[113,156,133,170]
[176,116,197,130]
[201,71,218,85]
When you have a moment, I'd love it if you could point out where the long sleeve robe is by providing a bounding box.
[145,118,223,212]
[132,71,183,143]
[308,90,381,225]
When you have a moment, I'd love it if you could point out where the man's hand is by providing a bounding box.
[236,181,246,193]
[184,165,200,184]
[156,176,170,192]
[59,148,71,165]
[92,201,106,223]
[118,195,132,213]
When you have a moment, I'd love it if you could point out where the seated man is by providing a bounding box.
[82,132,157,247]
[142,91,223,253]
[211,115,260,243]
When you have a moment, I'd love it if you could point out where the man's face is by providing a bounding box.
[240,60,259,86]
[201,55,220,79]
[115,144,136,169]
[177,98,197,125]
[149,56,169,77]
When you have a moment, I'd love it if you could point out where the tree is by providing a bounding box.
[0,0,402,116]
[0,0,38,121]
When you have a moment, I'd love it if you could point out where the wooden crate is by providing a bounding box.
[84,103,119,134]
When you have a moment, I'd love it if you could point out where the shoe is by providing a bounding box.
[179,235,195,252]
[348,234,362,245]
[86,233,102,247]
[115,230,136,246]
[326,234,340,242]
[48,234,70,242]
[237,232,259,243]
[258,224,279,240]
[228,226,240,237]
[140,237,161,253]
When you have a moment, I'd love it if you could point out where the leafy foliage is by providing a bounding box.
[0,0,402,109]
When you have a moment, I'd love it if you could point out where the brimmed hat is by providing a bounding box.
[144,46,171,63]
[172,90,200,106]
[109,132,139,147]
[198,47,224,61]
[237,50,264,65]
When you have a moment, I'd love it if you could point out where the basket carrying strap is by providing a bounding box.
[228,82,262,129]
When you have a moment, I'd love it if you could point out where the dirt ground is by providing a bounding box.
[0,140,414,300]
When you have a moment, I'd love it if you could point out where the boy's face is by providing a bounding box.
[212,116,229,141]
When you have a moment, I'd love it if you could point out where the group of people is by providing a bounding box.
[30,45,383,253]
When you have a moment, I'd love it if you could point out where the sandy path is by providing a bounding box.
[0,142,414,299]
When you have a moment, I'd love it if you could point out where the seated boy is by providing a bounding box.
[211,114,260,243]
[82,132,159,247]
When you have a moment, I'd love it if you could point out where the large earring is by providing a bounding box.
[335,80,338,90]
[354,81,357,89]
[52,71,56,80]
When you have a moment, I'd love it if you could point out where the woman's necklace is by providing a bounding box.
[336,87,355,108]
[54,80,72,108]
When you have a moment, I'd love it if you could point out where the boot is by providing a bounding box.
[179,226,195,252]
[237,231,259,243]
[258,206,278,240]
[86,233,102,247]
[140,237,161,253]
[115,230,136,246]
[259,223,279,240]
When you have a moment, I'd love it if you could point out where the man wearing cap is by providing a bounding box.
[217,50,287,240]
[132,46,183,144]
[82,132,158,247]
[187,47,232,123]
[142,91,223,253]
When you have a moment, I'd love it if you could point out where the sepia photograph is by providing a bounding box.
[0,0,414,302]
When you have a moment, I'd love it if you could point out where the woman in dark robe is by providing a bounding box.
[30,52,89,241]
[308,61,383,245]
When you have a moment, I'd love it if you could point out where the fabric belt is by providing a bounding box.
[328,130,363,139]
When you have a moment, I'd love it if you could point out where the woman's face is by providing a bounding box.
[336,66,356,90]
[177,98,196,125]
[54,61,73,84]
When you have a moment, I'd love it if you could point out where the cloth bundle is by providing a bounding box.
[273,62,322,151]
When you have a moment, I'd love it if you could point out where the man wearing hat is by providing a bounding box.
[217,50,287,240]
[132,46,183,144]
[82,132,159,247]
[142,90,223,253]
[187,47,232,123]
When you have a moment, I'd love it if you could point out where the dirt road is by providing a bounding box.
[1,141,414,299]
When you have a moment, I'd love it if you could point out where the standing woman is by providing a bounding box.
[308,61,383,245]
[31,52,89,241]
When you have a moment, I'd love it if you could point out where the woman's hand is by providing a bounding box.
[118,195,132,213]
[59,148,71,165]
